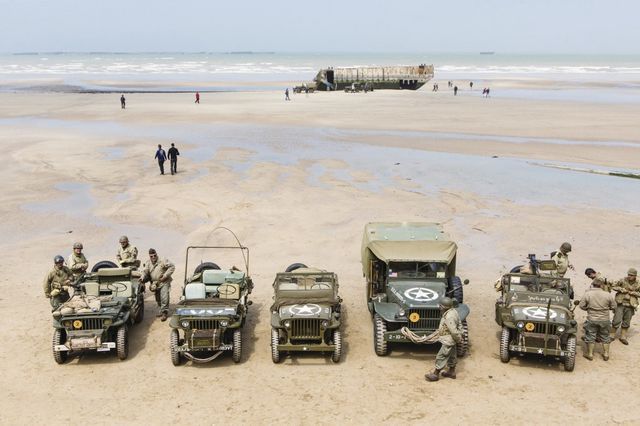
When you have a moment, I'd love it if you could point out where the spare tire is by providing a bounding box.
[91,260,118,273]
[285,263,307,273]
[193,262,220,275]
[510,265,523,273]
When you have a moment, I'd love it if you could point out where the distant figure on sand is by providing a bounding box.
[470,81,473,90]
[483,88,491,98]
[168,142,180,175]
[453,86,458,96]
[155,144,167,175]
[285,88,290,101]
[448,81,452,88]
[120,94,126,109]
[195,92,200,103]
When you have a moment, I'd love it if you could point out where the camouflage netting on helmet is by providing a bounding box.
[270,296,341,312]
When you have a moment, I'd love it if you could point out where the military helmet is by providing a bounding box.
[54,255,64,264]
[560,242,572,253]
[439,297,454,309]
[629,268,638,277]
[73,242,83,249]
[119,235,129,243]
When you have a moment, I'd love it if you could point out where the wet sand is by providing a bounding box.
[0,88,639,424]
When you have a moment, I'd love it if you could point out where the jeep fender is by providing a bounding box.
[372,301,403,323]
[455,303,470,322]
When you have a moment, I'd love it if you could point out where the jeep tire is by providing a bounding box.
[170,329,182,366]
[331,329,342,363]
[563,335,577,372]
[52,329,68,364]
[500,327,511,363]
[373,314,389,356]
[271,328,281,363]
[232,329,242,363]
[116,324,128,360]
[456,320,469,357]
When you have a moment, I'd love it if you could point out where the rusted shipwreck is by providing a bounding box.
[313,64,434,91]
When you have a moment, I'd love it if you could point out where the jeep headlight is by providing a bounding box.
[63,320,72,328]
[557,325,566,334]
[180,320,190,328]
[284,320,291,328]
[321,320,329,327]
[398,309,406,317]
[220,320,229,327]
[517,321,525,329]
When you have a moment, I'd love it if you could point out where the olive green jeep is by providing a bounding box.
[270,264,342,363]
[51,265,144,363]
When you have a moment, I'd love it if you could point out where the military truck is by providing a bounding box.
[495,254,577,371]
[168,238,253,365]
[362,222,470,356]
[270,263,342,363]
[51,265,145,363]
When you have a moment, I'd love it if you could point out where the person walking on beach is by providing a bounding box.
[120,94,126,109]
[168,142,180,175]
[285,88,290,101]
[195,92,200,104]
[155,144,167,175]
[453,85,458,96]
[469,81,473,90]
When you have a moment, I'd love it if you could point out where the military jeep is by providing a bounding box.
[169,241,253,365]
[362,222,470,356]
[51,265,145,363]
[495,254,577,371]
[270,264,342,363]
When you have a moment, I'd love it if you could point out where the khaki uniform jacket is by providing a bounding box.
[67,253,88,275]
[612,277,640,308]
[142,258,175,287]
[552,251,570,277]
[579,287,616,321]
[43,266,73,297]
[117,244,138,266]
[438,308,462,346]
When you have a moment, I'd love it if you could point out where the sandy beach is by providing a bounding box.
[1,84,639,424]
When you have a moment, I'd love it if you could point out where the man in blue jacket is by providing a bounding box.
[155,144,167,175]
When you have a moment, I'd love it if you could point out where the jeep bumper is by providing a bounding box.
[277,343,336,352]
[55,336,115,352]
[509,343,570,357]
[384,329,437,343]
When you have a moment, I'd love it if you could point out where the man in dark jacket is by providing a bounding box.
[168,143,180,175]
[155,144,167,175]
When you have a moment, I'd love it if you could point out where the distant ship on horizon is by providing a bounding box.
[480,51,495,55]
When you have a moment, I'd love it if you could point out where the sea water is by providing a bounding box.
[1,52,639,102]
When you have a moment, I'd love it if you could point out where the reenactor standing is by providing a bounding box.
[552,242,574,277]
[585,267,612,292]
[140,248,175,321]
[43,255,73,310]
[425,297,462,382]
[611,268,639,345]
[579,278,616,360]
[117,235,139,269]
[67,242,88,279]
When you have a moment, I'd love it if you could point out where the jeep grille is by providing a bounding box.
[407,308,440,330]
[189,319,220,330]
[290,319,322,339]
[75,318,104,330]
[526,322,558,335]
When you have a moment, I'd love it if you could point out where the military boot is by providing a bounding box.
[619,328,629,345]
[583,343,594,360]
[441,366,457,379]
[610,328,617,341]
[425,369,441,382]
[603,343,610,361]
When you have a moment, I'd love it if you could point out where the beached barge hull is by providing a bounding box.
[314,65,433,91]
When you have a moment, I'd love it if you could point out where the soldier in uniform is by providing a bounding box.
[585,267,612,292]
[43,255,73,310]
[67,242,88,279]
[611,268,639,345]
[552,242,574,277]
[579,277,616,360]
[116,235,139,269]
[140,248,175,321]
[426,297,462,382]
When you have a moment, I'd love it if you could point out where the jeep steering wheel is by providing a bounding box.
[107,282,128,292]
[218,284,238,297]
[310,283,331,290]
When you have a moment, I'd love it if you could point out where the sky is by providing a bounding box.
[1,0,638,54]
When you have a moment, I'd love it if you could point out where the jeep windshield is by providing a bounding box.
[388,262,447,279]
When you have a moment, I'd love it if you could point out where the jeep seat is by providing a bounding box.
[185,283,206,300]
